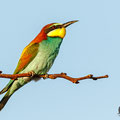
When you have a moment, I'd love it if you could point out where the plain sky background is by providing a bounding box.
[0,0,120,120]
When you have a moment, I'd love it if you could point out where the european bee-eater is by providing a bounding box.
[0,20,78,110]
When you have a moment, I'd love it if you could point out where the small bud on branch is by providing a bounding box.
[0,71,108,84]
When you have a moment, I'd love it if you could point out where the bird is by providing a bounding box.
[118,106,120,115]
[0,20,78,110]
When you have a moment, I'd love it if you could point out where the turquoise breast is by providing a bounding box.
[21,37,63,75]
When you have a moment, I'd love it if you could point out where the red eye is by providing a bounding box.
[52,26,56,29]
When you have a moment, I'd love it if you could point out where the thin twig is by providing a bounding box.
[0,71,108,84]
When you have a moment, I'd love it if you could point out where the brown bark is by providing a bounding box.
[0,71,108,84]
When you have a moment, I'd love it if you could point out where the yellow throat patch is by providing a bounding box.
[47,27,66,39]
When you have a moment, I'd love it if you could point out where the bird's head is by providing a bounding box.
[43,20,78,39]
[32,20,78,43]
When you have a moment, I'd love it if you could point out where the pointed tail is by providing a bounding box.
[0,96,11,111]
[0,88,13,111]
[0,80,14,94]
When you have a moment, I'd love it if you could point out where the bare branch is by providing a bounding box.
[0,71,108,84]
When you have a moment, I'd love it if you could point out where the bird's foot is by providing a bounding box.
[28,70,36,77]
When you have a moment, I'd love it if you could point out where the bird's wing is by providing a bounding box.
[0,43,39,94]
[14,43,39,74]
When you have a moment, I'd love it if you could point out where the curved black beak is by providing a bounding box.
[62,20,78,28]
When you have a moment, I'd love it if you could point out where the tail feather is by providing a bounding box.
[0,89,12,111]
[0,95,11,111]
[0,88,10,95]
[0,80,14,94]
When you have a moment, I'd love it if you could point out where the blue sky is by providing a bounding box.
[0,0,120,120]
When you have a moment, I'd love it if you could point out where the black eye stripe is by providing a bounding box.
[45,25,63,33]
[56,25,62,29]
